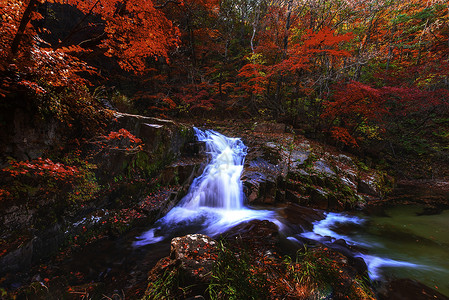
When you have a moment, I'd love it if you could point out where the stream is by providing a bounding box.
[135,128,449,297]
[302,205,449,297]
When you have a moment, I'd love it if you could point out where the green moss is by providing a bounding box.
[208,241,269,300]
[179,125,194,140]
[285,247,375,299]
[145,268,185,299]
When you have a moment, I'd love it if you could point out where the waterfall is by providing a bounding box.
[134,128,274,246]
[134,127,439,290]
[180,128,247,210]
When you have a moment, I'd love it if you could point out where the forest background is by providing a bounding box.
[1,0,449,191]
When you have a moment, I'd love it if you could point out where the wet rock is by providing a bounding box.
[285,189,309,205]
[223,220,280,253]
[160,158,205,186]
[358,177,379,197]
[310,188,329,210]
[279,203,325,232]
[242,158,284,204]
[327,239,368,276]
[170,234,219,284]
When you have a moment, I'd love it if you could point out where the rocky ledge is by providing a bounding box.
[216,122,394,211]
[143,220,376,299]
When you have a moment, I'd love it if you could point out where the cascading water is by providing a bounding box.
[134,128,449,296]
[181,128,246,210]
[134,128,275,246]
[297,212,422,280]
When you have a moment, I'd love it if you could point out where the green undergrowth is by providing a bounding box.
[284,247,375,299]
[144,241,375,300]
[207,240,269,299]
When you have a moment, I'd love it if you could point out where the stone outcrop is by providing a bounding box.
[145,234,220,298]
[240,124,394,211]
[170,234,219,283]
[93,112,197,183]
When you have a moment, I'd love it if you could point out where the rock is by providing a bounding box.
[223,220,280,253]
[2,205,35,231]
[285,189,309,205]
[310,188,329,210]
[326,239,368,276]
[279,203,325,232]
[262,142,282,164]
[242,158,283,204]
[0,237,34,274]
[335,154,356,168]
[0,108,63,161]
[358,176,379,197]
[170,234,219,284]
[160,157,205,186]
[313,159,336,176]
[253,122,286,133]
[289,149,311,169]
[145,234,220,298]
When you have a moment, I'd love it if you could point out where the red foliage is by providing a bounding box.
[94,128,144,153]
[0,0,181,98]
[105,128,143,144]
[303,27,354,56]
[176,82,216,111]
[323,81,386,122]
[330,126,358,147]
[3,158,80,180]
[322,81,387,146]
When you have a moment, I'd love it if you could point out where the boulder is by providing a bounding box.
[278,203,325,232]
[310,188,329,210]
[358,176,379,197]
[170,234,219,284]
[223,220,280,254]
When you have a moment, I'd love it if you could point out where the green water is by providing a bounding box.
[351,206,449,296]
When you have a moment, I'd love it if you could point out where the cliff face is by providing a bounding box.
[0,110,202,295]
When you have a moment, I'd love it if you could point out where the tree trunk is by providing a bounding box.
[10,0,39,56]
[273,0,293,118]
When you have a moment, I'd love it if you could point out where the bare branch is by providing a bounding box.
[154,0,181,9]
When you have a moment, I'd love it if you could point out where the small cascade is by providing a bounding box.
[181,128,247,210]
[134,128,274,246]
